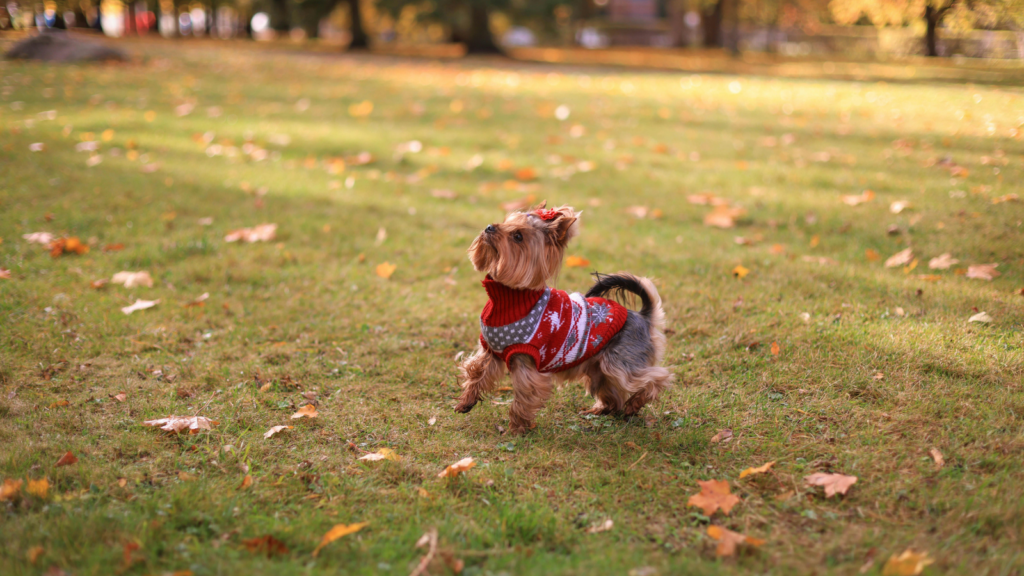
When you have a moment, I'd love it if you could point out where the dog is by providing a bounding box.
[454,202,673,434]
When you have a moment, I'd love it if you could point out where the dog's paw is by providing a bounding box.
[454,400,476,413]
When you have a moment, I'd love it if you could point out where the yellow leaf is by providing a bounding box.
[26,478,49,499]
[359,448,401,462]
[312,522,368,557]
[810,234,820,248]
[732,265,749,279]
[375,262,397,279]
[565,256,590,268]
[687,479,740,516]
[291,404,319,420]
[739,461,775,479]
[240,475,253,489]
[438,457,476,478]
[882,549,934,576]
[0,478,23,501]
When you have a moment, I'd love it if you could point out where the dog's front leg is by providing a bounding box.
[507,354,552,435]
[455,344,504,413]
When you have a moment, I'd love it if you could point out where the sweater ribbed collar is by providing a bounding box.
[480,276,546,327]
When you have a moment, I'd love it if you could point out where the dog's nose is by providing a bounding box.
[485,225,496,234]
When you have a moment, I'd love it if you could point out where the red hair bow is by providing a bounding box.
[533,209,560,221]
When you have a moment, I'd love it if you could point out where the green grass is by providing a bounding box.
[1,42,1023,575]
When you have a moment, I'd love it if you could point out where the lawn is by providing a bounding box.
[1,40,1023,576]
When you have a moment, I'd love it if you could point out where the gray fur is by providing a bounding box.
[599,310,654,373]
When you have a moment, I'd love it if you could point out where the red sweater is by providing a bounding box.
[478,277,628,373]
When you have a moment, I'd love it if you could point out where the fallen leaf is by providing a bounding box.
[586,519,614,533]
[739,461,775,479]
[804,472,857,497]
[23,232,56,245]
[840,190,875,206]
[770,342,780,356]
[375,262,397,279]
[118,478,127,487]
[111,271,153,288]
[704,205,746,228]
[565,256,590,268]
[312,522,368,557]
[121,299,159,315]
[178,471,196,481]
[49,237,89,257]
[438,457,476,478]
[928,448,944,468]
[707,525,765,557]
[687,193,728,206]
[184,293,209,308]
[359,448,401,462]
[0,478,23,501]
[968,311,992,323]
[55,451,78,467]
[992,193,1019,204]
[26,478,49,498]
[430,189,457,199]
[625,205,649,219]
[143,416,218,434]
[710,429,733,443]
[889,201,911,214]
[291,404,319,419]
[801,255,838,265]
[90,278,108,289]
[103,243,125,252]
[112,392,127,402]
[264,425,293,438]
[928,254,958,269]
[865,249,881,262]
[242,535,289,557]
[224,223,277,243]
[428,417,437,426]
[240,475,253,489]
[0,268,11,280]
[514,167,538,181]
[966,264,1000,281]
[882,549,934,576]
[27,545,44,564]
[885,248,913,268]
[732,265,749,279]
[687,480,740,516]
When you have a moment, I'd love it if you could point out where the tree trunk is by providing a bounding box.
[668,0,687,48]
[270,0,290,32]
[726,0,740,55]
[702,1,723,48]
[464,3,501,54]
[925,5,941,57]
[348,0,368,48]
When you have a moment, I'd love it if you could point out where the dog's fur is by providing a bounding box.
[455,202,673,434]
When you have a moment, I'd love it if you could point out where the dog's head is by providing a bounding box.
[468,202,579,290]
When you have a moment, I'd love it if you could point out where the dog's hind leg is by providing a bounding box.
[455,344,505,413]
[622,366,673,416]
[507,354,552,435]
[580,360,624,415]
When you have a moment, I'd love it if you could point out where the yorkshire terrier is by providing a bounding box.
[455,202,673,434]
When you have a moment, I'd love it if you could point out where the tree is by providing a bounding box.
[377,0,506,53]
[828,0,970,57]
[347,0,369,48]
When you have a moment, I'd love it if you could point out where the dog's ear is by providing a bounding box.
[547,205,579,247]
[529,200,548,212]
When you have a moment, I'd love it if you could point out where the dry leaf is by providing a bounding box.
[966,264,1000,281]
[23,232,56,245]
[514,167,538,181]
[428,417,437,426]
[586,519,614,533]
[178,471,196,482]
[732,265,749,279]
[111,271,153,288]
[687,480,740,516]
[291,404,319,420]
[359,448,401,462]
[885,248,914,268]
[375,262,397,279]
[882,549,934,576]
[739,461,775,479]
[49,237,89,257]
[55,451,78,467]
[687,193,728,206]
[143,416,218,434]
[112,393,127,402]
[224,223,277,243]
[242,535,289,557]
[625,205,649,219]
[704,205,746,228]
[430,189,457,199]
[865,249,881,262]
[264,425,293,438]
[804,472,857,497]
[438,457,476,478]
[928,253,958,270]
[121,299,159,315]
[565,256,590,268]
[840,190,875,206]
[27,545,44,564]
[240,475,253,489]
[0,478,23,501]
[968,311,992,323]
[26,478,49,498]
[889,201,911,214]
[0,268,11,280]
[710,429,733,443]
[312,522,368,557]
[118,478,128,488]
[928,448,944,468]
[770,342,780,356]
[707,525,765,557]
[184,293,209,308]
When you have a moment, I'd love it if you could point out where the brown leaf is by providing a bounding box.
[884,248,913,268]
[143,416,218,434]
[770,342,780,356]
[928,253,958,270]
[264,425,293,438]
[687,480,740,516]
[586,519,614,533]
[706,525,765,557]
[27,545,44,564]
[804,472,858,497]
[112,393,127,403]
[224,223,277,243]
[242,535,289,557]
[739,461,775,479]
[840,190,875,206]
[0,268,11,280]
[240,475,253,489]
[291,405,319,420]
[438,457,476,478]
[703,206,746,229]
[710,429,733,443]
[966,264,1000,281]
[0,478,23,501]
[55,451,78,467]
[312,523,367,557]
[359,448,401,462]
[882,549,934,576]
[121,299,159,315]
[928,448,944,468]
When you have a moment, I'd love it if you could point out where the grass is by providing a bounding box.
[1,41,1023,575]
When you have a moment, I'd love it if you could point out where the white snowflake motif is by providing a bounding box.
[589,302,611,324]
[545,310,563,332]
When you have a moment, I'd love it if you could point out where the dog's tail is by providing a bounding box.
[585,273,665,333]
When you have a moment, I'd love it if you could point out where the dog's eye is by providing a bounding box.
[513,231,523,242]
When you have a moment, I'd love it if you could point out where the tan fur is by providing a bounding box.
[458,203,672,434]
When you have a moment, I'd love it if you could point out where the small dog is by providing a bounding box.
[455,202,673,434]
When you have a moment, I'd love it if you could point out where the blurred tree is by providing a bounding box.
[826,0,998,56]
[348,0,369,47]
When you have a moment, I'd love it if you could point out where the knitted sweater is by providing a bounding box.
[478,276,629,373]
